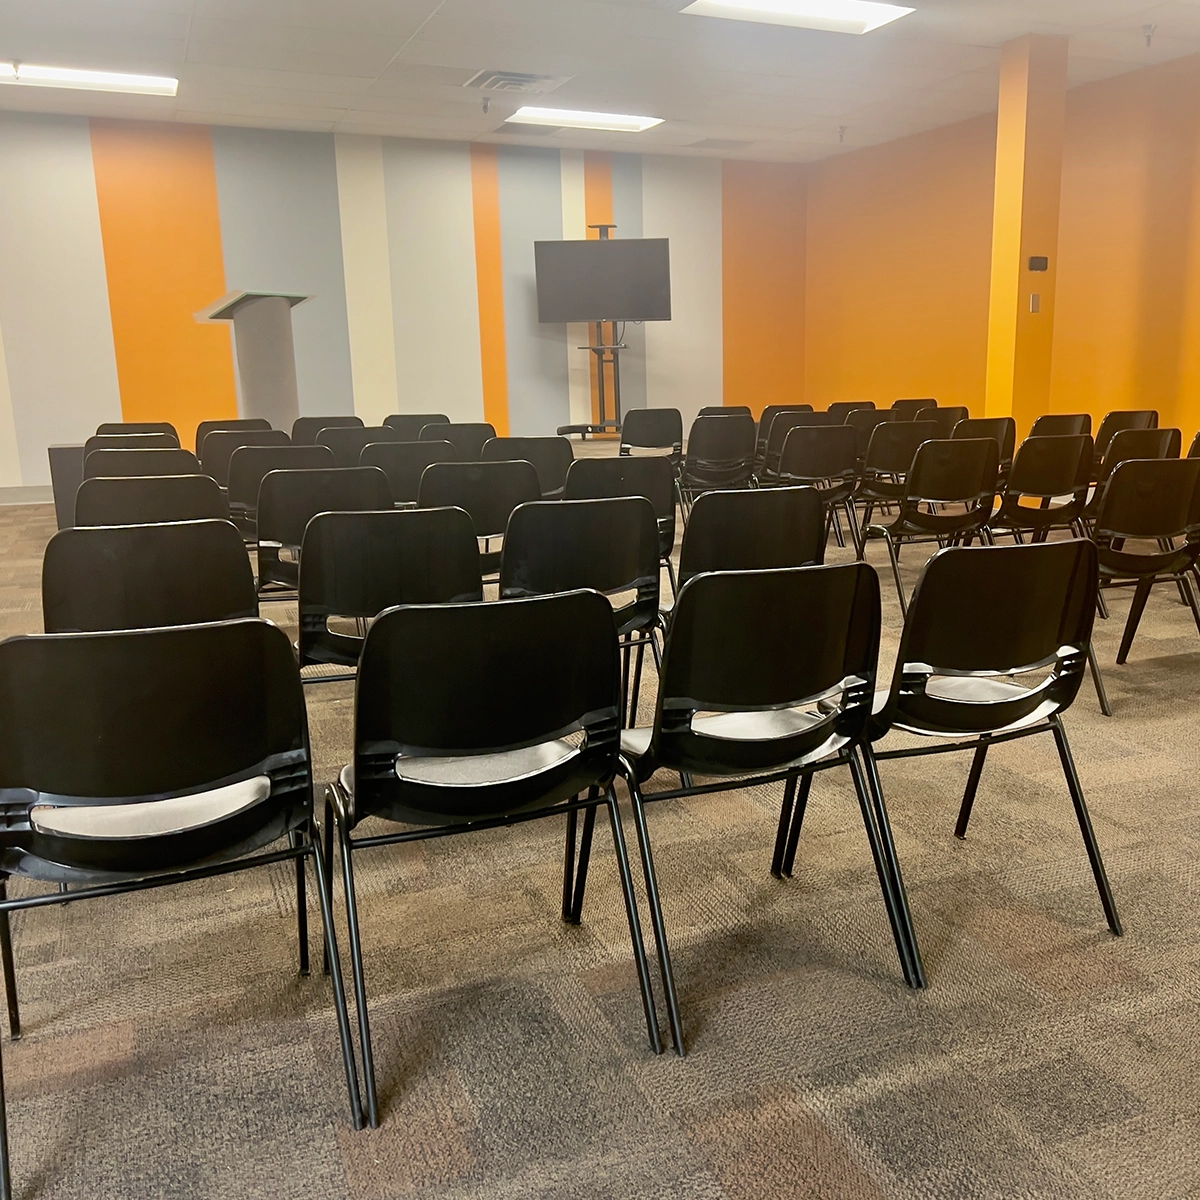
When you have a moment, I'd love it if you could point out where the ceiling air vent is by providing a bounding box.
[464,69,571,95]
[688,138,752,151]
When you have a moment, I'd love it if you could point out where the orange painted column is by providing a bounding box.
[469,143,510,436]
[722,162,807,415]
[583,153,615,428]
[89,121,238,449]
[984,35,1069,433]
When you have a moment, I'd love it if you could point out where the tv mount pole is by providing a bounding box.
[582,223,624,437]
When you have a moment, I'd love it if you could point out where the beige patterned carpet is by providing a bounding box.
[1,500,1198,1199]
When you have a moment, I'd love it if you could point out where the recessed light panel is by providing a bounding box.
[0,62,178,96]
[680,0,914,35]
[508,106,663,133]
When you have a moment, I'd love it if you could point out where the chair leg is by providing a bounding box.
[0,1026,10,1200]
[664,556,679,605]
[856,747,926,989]
[322,790,335,975]
[954,740,989,839]
[562,794,598,925]
[333,792,380,1127]
[629,639,646,725]
[562,807,578,921]
[1116,579,1153,665]
[310,823,365,1130]
[1087,641,1112,717]
[622,778,685,1055]
[880,529,909,617]
[843,499,863,557]
[605,784,664,1055]
[770,774,798,879]
[0,884,19,1041]
[620,635,631,727]
[1181,570,1200,636]
[829,507,845,549]
[288,831,310,977]
[1049,716,1123,936]
[1096,588,1110,621]
[781,772,814,878]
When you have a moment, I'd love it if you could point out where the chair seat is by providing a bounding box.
[620,708,822,760]
[886,674,1059,737]
[340,738,579,793]
[31,775,271,840]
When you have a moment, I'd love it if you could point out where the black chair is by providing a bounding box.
[420,421,495,460]
[83,448,201,479]
[699,405,751,417]
[1083,427,1181,526]
[291,415,363,445]
[1189,430,1200,459]
[74,473,229,527]
[0,618,362,1196]
[563,455,679,597]
[927,405,969,438]
[679,413,756,507]
[195,417,272,458]
[383,413,449,440]
[677,486,825,590]
[96,421,178,439]
[619,408,683,469]
[845,409,894,461]
[1031,413,1091,437]
[501,497,661,721]
[43,519,257,633]
[227,444,336,537]
[863,438,999,615]
[298,508,481,669]
[1093,458,1200,666]
[990,434,1093,543]
[416,460,540,575]
[866,540,1122,945]
[756,411,835,483]
[777,425,861,551]
[828,401,875,421]
[317,424,404,468]
[952,417,1016,480]
[201,428,290,487]
[618,564,925,1056]
[1093,410,1158,477]
[256,467,393,592]
[84,432,178,456]
[855,419,939,523]
[329,590,664,1127]
[891,398,937,419]
[755,405,812,463]
[482,435,575,498]
[359,440,459,505]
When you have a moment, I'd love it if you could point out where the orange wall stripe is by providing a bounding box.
[722,162,807,416]
[470,143,510,437]
[584,153,615,428]
[89,120,237,449]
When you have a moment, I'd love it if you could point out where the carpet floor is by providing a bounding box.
[1,500,1198,1199]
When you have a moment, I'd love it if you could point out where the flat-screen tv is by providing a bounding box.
[535,238,671,323]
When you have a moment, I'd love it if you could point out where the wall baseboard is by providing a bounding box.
[0,486,53,506]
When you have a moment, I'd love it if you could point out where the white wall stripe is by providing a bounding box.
[335,134,400,424]
[0,318,22,487]
[559,150,594,428]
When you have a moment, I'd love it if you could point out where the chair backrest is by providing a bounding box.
[927,406,969,438]
[1094,410,1158,459]
[298,508,482,666]
[359,440,459,503]
[678,486,825,588]
[778,425,858,482]
[0,619,309,874]
[96,421,179,439]
[827,401,875,420]
[562,455,677,558]
[482,436,575,497]
[383,413,450,440]
[500,498,660,635]
[1005,434,1093,498]
[757,405,813,449]
[1031,413,1091,437]
[416,460,540,539]
[904,438,999,505]
[863,420,938,476]
[1098,427,1181,482]
[291,414,363,445]
[317,424,404,468]
[420,422,496,460]
[685,413,756,464]
[891,398,937,419]
[1094,458,1200,542]
[845,409,893,457]
[700,405,751,417]
[195,417,272,458]
[879,540,1098,736]
[84,433,178,456]
[650,564,880,775]
[74,474,229,527]
[620,407,683,454]
[83,448,201,479]
[952,416,1016,465]
[227,445,336,511]
[201,428,290,487]
[764,411,836,459]
[42,519,257,633]
[1189,429,1200,459]
[352,591,620,822]
[256,467,393,547]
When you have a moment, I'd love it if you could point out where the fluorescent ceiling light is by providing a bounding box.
[508,106,663,133]
[0,62,178,96]
[681,0,914,35]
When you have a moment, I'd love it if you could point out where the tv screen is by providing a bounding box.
[535,238,671,323]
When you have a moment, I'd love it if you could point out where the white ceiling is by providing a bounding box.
[1,0,1199,161]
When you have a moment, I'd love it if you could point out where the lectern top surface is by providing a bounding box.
[195,291,311,322]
